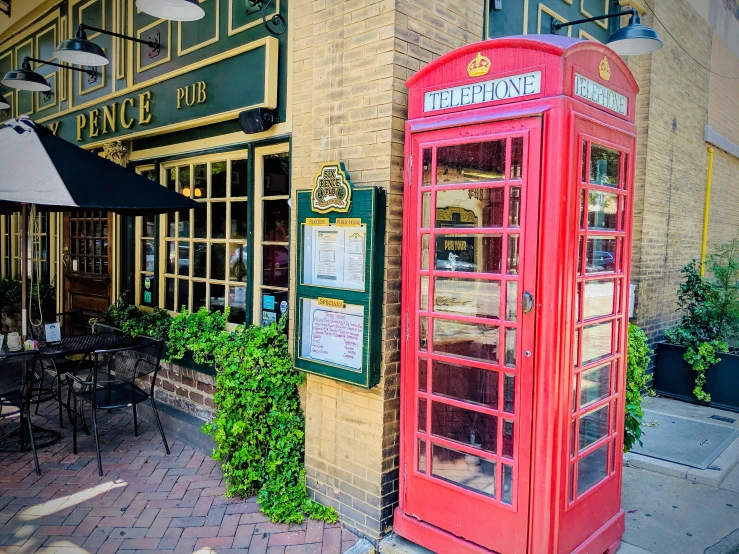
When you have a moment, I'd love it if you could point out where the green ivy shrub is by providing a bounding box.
[624,324,652,452]
[93,294,172,340]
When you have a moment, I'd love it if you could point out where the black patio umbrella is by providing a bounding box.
[0,116,202,339]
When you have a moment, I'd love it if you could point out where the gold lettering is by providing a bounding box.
[120,97,135,129]
[185,84,196,107]
[48,121,60,135]
[102,103,117,134]
[197,81,206,104]
[89,109,100,138]
[176,87,185,109]
[139,91,152,125]
[76,113,87,142]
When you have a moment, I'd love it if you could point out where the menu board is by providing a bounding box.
[300,298,364,372]
[302,224,366,291]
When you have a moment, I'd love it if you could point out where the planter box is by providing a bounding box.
[654,342,739,413]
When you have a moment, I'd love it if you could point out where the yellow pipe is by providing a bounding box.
[700,147,715,276]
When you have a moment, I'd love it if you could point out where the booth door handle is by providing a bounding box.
[522,291,534,314]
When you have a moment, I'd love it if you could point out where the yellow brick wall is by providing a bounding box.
[291,0,483,540]
[707,37,739,147]
[707,149,739,249]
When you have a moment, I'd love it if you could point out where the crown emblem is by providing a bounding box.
[599,56,611,81]
[467,52,491,77]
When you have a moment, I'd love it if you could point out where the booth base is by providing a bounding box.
[393,508,625,554]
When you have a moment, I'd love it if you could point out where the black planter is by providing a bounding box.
[654,342,739,413]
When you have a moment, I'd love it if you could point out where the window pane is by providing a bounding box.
[418,398,427,432]
[210,202,227,239]
[422,193,431,228]
[192,281,207,311]
[419,358,427,392]
[509,186,521,227]
[502,419,514,458]
[431,402,498,453]
[432,360,498,408]
[580,364,611,408]
[178,166,191,195]
[211,161,227,198]
[418,440,426,473]
[582,279,615,320]
[504,328,516,368]
[263,200,289,241]
[210,284,225,313]
[264,153,289,196]
[433,277,499,319]
[142,215,156,237]
[193,204,207,238]
[510,137,523,179]
[193,243,207,279]
[210,243,226,281]
[260,289,288,327]
[422,149,432,185]
[165,278,175,311]
[231,201,247,239]
[581,321,613,366]
[431,443,496,498]
[229,243,248,282]
[193,164,206,200]
[166,241,175,274]
[231,159,247,197]
[585,237,617,274]
[142,239,155,272]
[177,279,189,312]
[577,443,609,495]
[177,242,190,276]
[436,140,505,184]
[228,285,246,324]
[433,319,498,363]
[178,213,190,238]
[579,404,609,451]
[435,234,502,273]
[590,145,620,187]
[507,235,519,275]
[503,373,515,413]
[587,191,619,231]
[262,245,289,287]
[435,188,504,228]
[502,464,513,504]
[165,213,175,238]
[505,281,517,321]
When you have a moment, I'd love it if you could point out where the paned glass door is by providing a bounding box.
[402,118,541,554]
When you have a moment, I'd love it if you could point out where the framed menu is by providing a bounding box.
[302,224,367,291]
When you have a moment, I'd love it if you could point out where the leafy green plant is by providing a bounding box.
[92,294,172,340]
[705,236,739,347]
[624,324,652,452]
[166,306,228,364]
[665,260,719,345]
[201,317,337,524]
[684,339,728,403]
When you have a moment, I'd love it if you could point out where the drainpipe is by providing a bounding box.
[700,147,714,276]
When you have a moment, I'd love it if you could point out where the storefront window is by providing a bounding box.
[7,212,51,281]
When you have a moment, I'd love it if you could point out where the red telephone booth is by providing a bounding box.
[396,36,638,554]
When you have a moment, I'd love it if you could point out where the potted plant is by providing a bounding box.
[654,239,739,412]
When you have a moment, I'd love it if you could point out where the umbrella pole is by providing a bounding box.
[20,203,28,342]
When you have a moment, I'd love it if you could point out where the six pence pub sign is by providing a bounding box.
[312,163,353,213]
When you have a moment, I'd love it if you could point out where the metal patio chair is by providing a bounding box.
[66,337,170,476]
[0,350,41,475]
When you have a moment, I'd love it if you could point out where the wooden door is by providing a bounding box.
[401,118,542,554]
[63,210,112,331]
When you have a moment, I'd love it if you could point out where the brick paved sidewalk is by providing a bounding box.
[0,399,359,553]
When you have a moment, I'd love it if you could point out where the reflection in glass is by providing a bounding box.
[211,202,227,239]
[261,290,288,328]
[231,201,247,239]
[193,243,207,278]
[433,320,498,363]
[432,360,497,408]
[211,243,226,281]
[165,278,175,311]
[212,161,227,198]
[581,321,613,366]
[582,280,615,320]
[177,279,189,312]
[503,419,514,458]
[505,328,516,367]
[166,242,175,274]
[422,193,431,228]
[511,137,523,179]
[590,145,620,187]
[229,243,248,282]
[193,205,207,238]
[506,281,518,321]
[143,239,155,272]
[435,188,504,228]
[580,364,611,408]
[503,373,515,413]
[178,165,190,195]
[422,149,432,185]
[435,234,502,273]
[509,186,521,227]
[262,245,289,287]
[231,159,247,197]
[178,213,190,238]
[419,358,427,392]
[418,440,426,473]
[502,464,513,504]
[143,215,156,237]
[178,242,190,276]
[587,192,619,230]
[228,285,246,324]
[263,200,289,241]
[432,444,496,498]
[585,237,617,273]
[577,443,609,495]
[436,140,506,184]
[431,402,498,453]
[192,281,207,311]
[210,284,225,313]
[581,141,587,183]
[507,235,519,275]
[579,404,609,451]
[264,154,289,196]
[420,316,428,350]
[433,277,499,319]
[421,234,430,270]
[193,164,206,200]
[418,398,427,432]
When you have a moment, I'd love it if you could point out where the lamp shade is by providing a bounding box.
[54,27,109,66]
[607,13,663,56]
[135,0,205,21]
[1,60,50,92]
[0,98,9,110]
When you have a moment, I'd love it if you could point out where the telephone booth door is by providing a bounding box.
[401,117,541,554]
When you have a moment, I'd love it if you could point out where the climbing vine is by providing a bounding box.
[624,324,652,452]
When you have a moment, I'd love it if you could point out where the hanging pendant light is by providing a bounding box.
[606,12,663,56]
[135,0,205,21]
[54,26,109,67]
[2,59,50,92]
[0,98,9,110]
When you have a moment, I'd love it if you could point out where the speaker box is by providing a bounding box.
[238,108,280,134]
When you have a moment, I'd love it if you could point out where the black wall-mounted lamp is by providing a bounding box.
[245,0,286,36]
[1,57,97,94]
[551,8,663,56]
[54,24,160,67]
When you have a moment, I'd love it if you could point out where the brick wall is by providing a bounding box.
[291,0,483,541]
[707,36,739,146]
[140,362,215,422]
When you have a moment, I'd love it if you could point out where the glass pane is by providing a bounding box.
[577,443,609,495]
[436,141,505,184]
[435,188,504,228]
[211,202,227,239]
[177,279,189,312]
[178,213,190,238]
[422,149,432,185]
[509,186,521,227]
[193,164,206,200]
[212,161,227,198]
[231,201,247,239]
[419,316,428,350]
[165,278,175,311]
[418,399,427,432]
[502,464,513,505]
[231,159,247,197]
[581,321,613,366]
[165,213,175,238]
[193,243,207,278]
[142,215,156,237]
[420,276,428,311]
[264,154,289,196]
[419,358,427,392]
[263,200,289,241]
[504,328,516,368]
[166,241,175,274]
[433,320,498,363]
[193,204,207,238]
[229,242,248,282]
[192,281,207,311]
[140,276,153,306]
[431,402,497,453]
[167,167,176,190]
[431,443,496,498]
[228,285,247,324]
[510,137,523,179]
[503,419,514,458]
[432,360,498,408]
[142,239,155,272]
[421,234,430,270]
[506,281,518,321]
[585,237,617,274]
[262,245,289,287]
[582,280,615,320]
[418,440,426,473]
[211,243,226,281]
[435,234,502,273]
[581,141,587,183]
[579,404,609,452]
[503,373,514,413]
[587,191,619,230]
[177,242,190,276]
[590,145,620,187]
[422,193,431,228]
[178,166,191,196]
[260,289,288,327]
[507,235,519,275]
[581,364,611,409]
[433,277,499,319]
[210,284,225,313]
